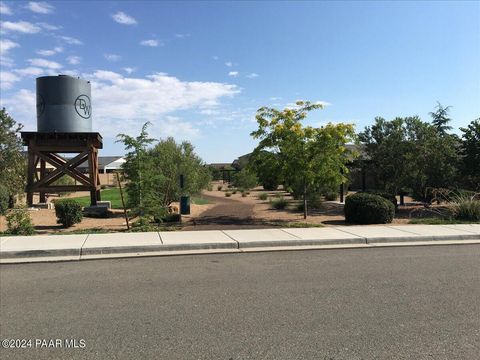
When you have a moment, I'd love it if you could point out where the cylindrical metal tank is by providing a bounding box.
[36,75,92,132]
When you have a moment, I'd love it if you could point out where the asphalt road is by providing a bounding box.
[1,245,479,359]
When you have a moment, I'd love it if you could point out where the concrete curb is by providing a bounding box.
[1,225,479,264]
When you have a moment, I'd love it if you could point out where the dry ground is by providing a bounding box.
[1,181,434,234]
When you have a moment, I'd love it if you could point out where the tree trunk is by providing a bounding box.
[303,181,307,219]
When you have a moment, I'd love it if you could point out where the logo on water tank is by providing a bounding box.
[75,95,91,119]
[36,94,45,116]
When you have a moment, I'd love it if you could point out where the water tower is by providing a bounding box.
[21,75,103,206]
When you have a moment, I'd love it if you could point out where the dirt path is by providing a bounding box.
[183,193,264,230]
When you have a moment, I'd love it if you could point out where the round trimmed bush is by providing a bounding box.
[344,193,395,224]
[361,190,398,210]
[54,199,83,227]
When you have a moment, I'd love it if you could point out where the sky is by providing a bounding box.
[1,0,479,163]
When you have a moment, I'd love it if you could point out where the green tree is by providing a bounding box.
[251,101,356,218]
[116,122,156,214]
[232,168,258,190]
[429,102,453,134]
[359,116,460,203]
[248,151,282,191]
[117,123,211,219]
[459,118,480,190]
[0,108,25,215]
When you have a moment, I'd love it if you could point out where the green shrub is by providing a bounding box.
[54,199,83,227]
[5,207,35,235]
[324,191,338,201]
[271,197,288,210]
[361,190,398,210]
[225,192,232,197]
[344,193,395,224]
[232,169,258,190]
[258,193,268,200]
[217,185,223,191]
[262,178,279,191]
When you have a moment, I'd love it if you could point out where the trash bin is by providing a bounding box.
[180,196,190,215]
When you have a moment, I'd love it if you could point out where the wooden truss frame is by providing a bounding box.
[21,132,103,206]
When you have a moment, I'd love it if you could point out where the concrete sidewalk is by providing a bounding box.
[1,224,479,264]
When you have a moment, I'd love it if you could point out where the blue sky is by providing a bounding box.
[1,1,479,163]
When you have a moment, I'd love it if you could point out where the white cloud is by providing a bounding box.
[175,33,190,39]
[36,47,62,56]
[0,89,36,128]
[246,73,259,79]
[140,39,160,47]
[66,55,81,65]
[104,53,121,62]
[27,1,54,14]
[28,58,62,69]
[225,61,233,67]
[0,2,12,15]
[0,70,20,89]
[1,20,40,33]
[112,11,137,25]
[59,35,82,45]
[212,56,219,61]
[228,71,239,77]
[37,22,61,31]
[14,66,45,76]
[0,39,19,55]
[123,67,136,74]
[0,56,15,67]
[82,70,239,136]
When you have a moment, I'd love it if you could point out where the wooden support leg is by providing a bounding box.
[26,149,35,206]
[39,158,46,203]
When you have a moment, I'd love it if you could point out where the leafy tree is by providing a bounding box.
[359,116,460,203]
[248,150,282,190]
[459,118,480,190]
[0,108,25,214]
[117,123,211,218]
[116,122,156,214]
[251,101,356,218]
[429,102,453,134]
[146,137,211,210]
[232,168,258,190]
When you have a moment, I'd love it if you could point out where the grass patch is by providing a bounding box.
[409,218,479,225]
[72,188,127,209]
[282,222,324,228]
[61,228,116,234]
[191,197,210,205]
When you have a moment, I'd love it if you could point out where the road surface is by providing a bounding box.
[1,245,479,359]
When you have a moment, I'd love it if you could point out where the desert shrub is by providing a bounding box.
[225,192,232,197]
[262,178,279,191]
[54,199,83,227]
[5,207,35,235]
[324,191,338,201]
[271,197,288,210]
[258,193,268,200]
[232,190,237,194]
[217,185,223,191]
[241,191,247,197]
[454,200,480,221]
[344,193,395,224]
